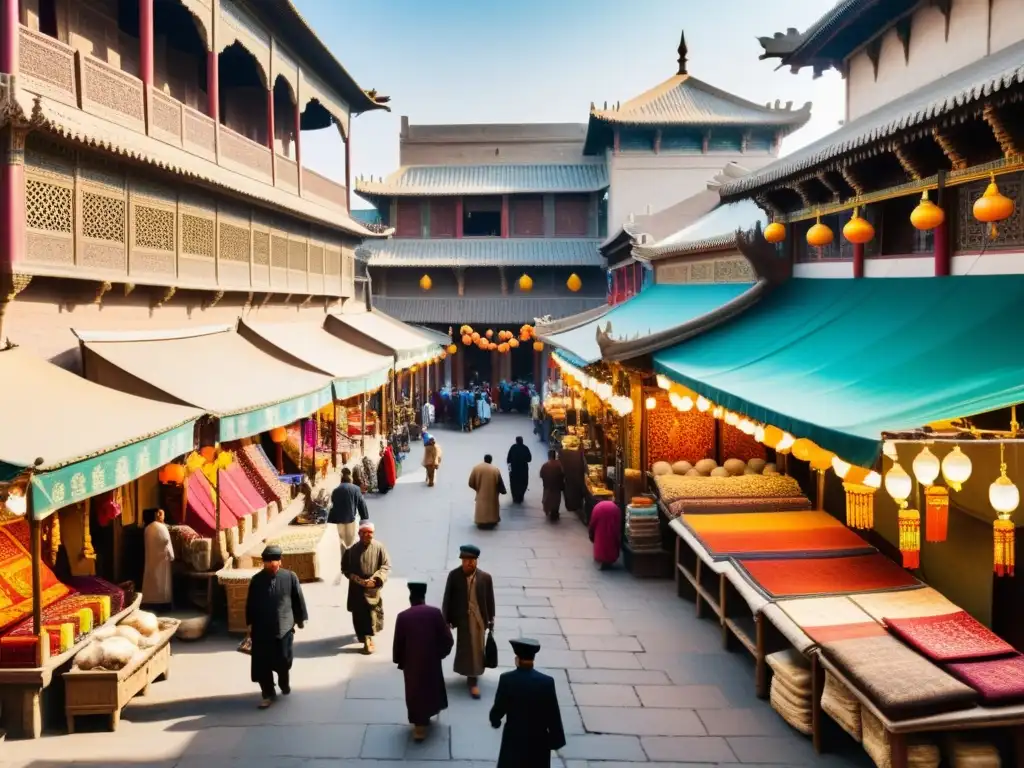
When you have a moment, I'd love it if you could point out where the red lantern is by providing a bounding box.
[200,446,216,462]
[159,463,185,485]
[925,486,949,543]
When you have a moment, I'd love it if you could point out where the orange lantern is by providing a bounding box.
[910,191,945,231]
[509,338,519,349]
[461,334,472,345]
[447,344,458,354]
[807,217,834,248]
[270,427,287,443]
[419,274,432,291]
[974,174,1015,238]
[485,329,494,339]
[200,445,216,462]
[925,486,949,543]
[764,221,786,244]
[566,273,582,292]
[498,343,509,353]
[471,332,480,342]
[533,341,544,352]
[488,342,497,351]
[842,208,875,244]
[159,463,185,485]
[518,274,533,292]
[460,325,472,336]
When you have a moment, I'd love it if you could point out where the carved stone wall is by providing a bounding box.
[654,250,755,285]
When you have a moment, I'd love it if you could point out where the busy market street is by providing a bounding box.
[0,414,867,767]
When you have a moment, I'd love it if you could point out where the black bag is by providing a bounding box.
[484,630,498,669]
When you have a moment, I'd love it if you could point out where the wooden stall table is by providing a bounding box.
[63,618,179,733]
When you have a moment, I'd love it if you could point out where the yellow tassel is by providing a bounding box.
[898,508,921,569]
[50,514,61,566]
[843,482,875,530]
[81,502,96,561]
[994,517,1015,577]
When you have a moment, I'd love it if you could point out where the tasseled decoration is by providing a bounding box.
[994,517,1016,577]
[81,501,96,561]
[50,513,61,566]
[843,482,875,530]
[925,486,949,543]
[898,508,921,569]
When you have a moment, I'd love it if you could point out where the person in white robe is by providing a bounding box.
[142,508,175,606]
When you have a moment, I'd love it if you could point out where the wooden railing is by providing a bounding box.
[302,168,347,209]
[78,53,145,134]
[219,125,273,184]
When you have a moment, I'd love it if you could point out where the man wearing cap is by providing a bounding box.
[441,544,495,699]
[329,467,370,585]
[393,582,454,742]
[341,520,391,654]
[468,454,506,528]
[245,545,308,709]
[490,638,566,767]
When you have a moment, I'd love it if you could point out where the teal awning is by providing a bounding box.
[543,283,750,366]
[653,276,1024,467]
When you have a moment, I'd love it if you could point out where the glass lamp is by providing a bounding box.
[884,462,912,504]
[645,396,657,410]
[912,446,940,486]
[3,489,27,517]
[696,396,711,413]
[941,445,973,491]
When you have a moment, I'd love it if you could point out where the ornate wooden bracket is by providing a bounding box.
[893,143,924,181]
[93,281,112,307]
[754,195,783,220]
[895,17,912,63]
[789,180,813,208]
[840,165,865,196]
[930,0,952,41]
[2,123,27,167]
[932,128,967,170]
[816,171,841,202]
[282,293,293,305]
[982,104,1019,158]
[498,267,508,296]
[150,286,175,311]
[123,282,135,297]
[202,290,224,310]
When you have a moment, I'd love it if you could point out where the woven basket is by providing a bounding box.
[821,671,862,742]
[766,649,812,691]
[219,568,260,634]
[250,551,319,583]
[862,709,940,768]
[950,742,1000,768]
[770,680,812,735]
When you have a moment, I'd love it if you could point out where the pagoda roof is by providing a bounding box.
[720,36,1024,200]
[362,238,603,268]
[355,163,608,198]
[372,296,606,325]
[633,199,766,260]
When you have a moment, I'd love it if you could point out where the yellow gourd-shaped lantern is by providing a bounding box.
[910,191,945,231]
[973,174,1015,239]
[806,216,834,248]
[447,344,458,355]
[566,273,582,292]
[518,274,533,292]
[533,341,544,352]
[419,274,432,291]
[509,338,519,348]
[764,221,786,244]
[842,208,874,244]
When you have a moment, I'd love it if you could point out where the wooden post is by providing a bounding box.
[331,400,338,468]
[266,88,275,153]
[360,392,367,454]
[344,133,351,212]
[207,51,219,122]
[298,418,305,474]
[215,465,222,553]
[934,219,950,276]
[816,469,826,510]
[294,99,302,194]
[501,195,510,238]
[29,498,42,639]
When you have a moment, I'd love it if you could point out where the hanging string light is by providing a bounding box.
[941,445,973,491]
[885,462,920,569]
[990,442,1019,577]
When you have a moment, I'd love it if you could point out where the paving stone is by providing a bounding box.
[361,723,452,760]
[570,683,641,707]
[493,630,569,650]
[579,707,706,736]
[560,704,587,735]
[568,668,673,686]
[698,708,795,737]
[559,618,620,635]
[502,616,563,634]
[185,724,368,758]
[518,604,558,618]
[558,734,647,761]
[566,635,643,652]
[641,735,737,763]
[636,685,731,709]
[725,736,824,765]
[550,599,611,619]
[584,651,642,669]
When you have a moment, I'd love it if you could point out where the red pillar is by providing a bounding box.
[2,0,19,73]
[455,197,464,238]
[852,243,864,278]
[266,89,275,151]
[501,195,510,238]
[139,0,154,89]
[207,51,219,120]
[934,218,950,276]
[344,134,351,211]
[294,100,302,192]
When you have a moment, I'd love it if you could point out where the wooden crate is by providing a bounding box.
[219,570,259,634]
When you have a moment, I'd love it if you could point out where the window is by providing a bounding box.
[511,196,544,237]
[463,196,501,237]
[396,200,421,238]
[554,195,589,237]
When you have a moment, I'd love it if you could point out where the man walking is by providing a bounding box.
[341,521,391,654]
[246,545,308,709]
[489,638,566,767]
[329,467,369,585]
[538,449,565,521]
[506,436,533,504]
[422,436,442,488]
[393,582,454,742]
[468,454,506,529]
[441,545,495,700]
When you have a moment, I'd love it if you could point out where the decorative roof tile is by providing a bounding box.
[720,38,1024,199]
[355,163,609,197]
[633,200,767,260]
[363,238,604,268]
[371,296,606,325]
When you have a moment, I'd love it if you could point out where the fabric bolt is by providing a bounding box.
[224,463,267,515]
[946,654,1024,705]
[776,596,886,643]
[736,553,921,599]
[683,509,872,559]
[884,611,1016,663]
[669,495,812,518]
[850,587,959,623]
[234,445,283,506]
[64,576,125,616]
[821,635,978,720]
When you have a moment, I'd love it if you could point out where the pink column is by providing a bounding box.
[344,133,351,211]
[934,218,950,276]
[1,129,25,276]
[266,89,275,151]
[501,195,510,238]
[207,51,219,120]
[1,0,18,74]
[139,0,154,89]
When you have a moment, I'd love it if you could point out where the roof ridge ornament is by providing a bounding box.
[677,30,688,75]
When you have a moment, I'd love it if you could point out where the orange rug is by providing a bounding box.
[736,553,921,599]
[684,510,872,559]
[0,519,71,634]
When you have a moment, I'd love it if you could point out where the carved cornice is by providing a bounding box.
[93,281,112,307]
[932,128,967,170]
[816,171,841,202]
[893,144,923,181]
[151,286,176,311]
[840,165,865,196]
[202,290,225,310]
[982,104,1019,158]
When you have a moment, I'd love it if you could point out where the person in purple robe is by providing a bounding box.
[588,500,623,570]
[393,581,454,741]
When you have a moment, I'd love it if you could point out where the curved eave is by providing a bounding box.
[536,303,613,338]
[598,279,767,362]
[353,185,609,198]
[633,232,738,262]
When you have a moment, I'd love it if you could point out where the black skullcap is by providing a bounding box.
[459,544,481,559]
[509,637,541,661]
[408,582,428,599]
[262,544,283,561]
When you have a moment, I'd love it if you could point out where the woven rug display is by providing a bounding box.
[735,553,921,600]
[884,610,1016,663]
[862,709,940,768]
[683,509,872,559]
[850,588,959,623]
[946,654,1024,705]
[821,670,862,742]
[950,741,1001,768]
[654,473,806,506]
[776,595,886,644]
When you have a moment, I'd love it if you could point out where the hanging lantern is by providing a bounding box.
[810,447,835,472]
[419,274,433,291]
[471,332,480,342]
[941,445,973,491]
[645,396,657,410]
[200,445,216,462]
[2,488,27,517]
[509,338,519,349]
[763,426,784,449]
[764,221,786,244]
[842,207,875,244]
[995,515,1015,577]
[806,216,834,248]
[912,446,940,486]
[485,329,494,339]
[832,456,852,479]
[712,405,724,419]
[884,462,913,504]
[270,427,287,443]
[843,482,876,530]
[737,419,756,435]
[447,344,458,354]
[462,334,472,345]
[883,440,899,461]
[990,443,1019,577]
[724,411,739,426]
[910,191,945,231]
[533,341,544,352]
[776,432,796,453]
[973,174,1015,239]
[460,324,472,336]
[754,425,765,443]
[567,273,582,292]
[518,274,533,292]
[696,396,711,413]
[898,508,922,569]
[159,463,186,485]
[925,486,949,543]
[498,343,509,353]
[791,438,816,463]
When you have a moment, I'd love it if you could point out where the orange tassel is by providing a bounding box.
[898,508,921,570]
[843,482,875,530]
[994,517,1016,577]
[925,486,949,543]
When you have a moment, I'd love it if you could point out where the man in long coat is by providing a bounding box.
[560,447,587,515]
[489,638,566,767]
[505,437,533,504]
[329,467,369,585]
[246,545,308,709]
[441,545,495,699]
[538,450,565,521]
[341,521,391,654]
[468,454,506,528]
[393,582,454,741]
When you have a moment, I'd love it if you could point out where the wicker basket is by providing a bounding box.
[250,551,319,583]
[219,569,260,634]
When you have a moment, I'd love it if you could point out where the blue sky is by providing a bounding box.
[292,0,843,209]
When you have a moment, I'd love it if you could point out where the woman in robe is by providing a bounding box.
[376,446,397,495]
[142,508,174,607]
[505,437,532,504]
[560,448,587,514]
[588,500,622,570]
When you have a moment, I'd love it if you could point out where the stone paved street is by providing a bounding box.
[3,414,869,768]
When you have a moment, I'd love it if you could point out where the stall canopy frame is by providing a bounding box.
[326,310,441,371]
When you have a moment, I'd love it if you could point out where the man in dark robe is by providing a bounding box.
[560,447,587,514]
[246,545,308,709]
[393,582,454,742]
[539,449,565,521]
[441,544,495,699]
[341,521,391,654]
[505,436,533,504]
[489,638,566,767]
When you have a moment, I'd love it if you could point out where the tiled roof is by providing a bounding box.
[371,296,606,325]
[720,38,1024,199]
[355,164,609,197]
[362,238,604,267]
[633,200,766,260]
